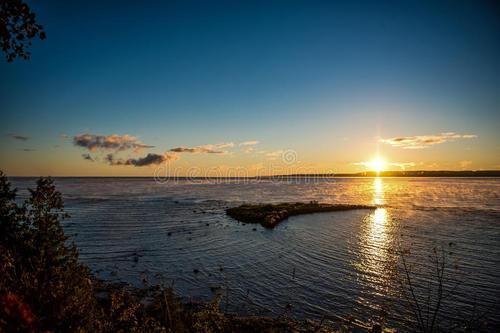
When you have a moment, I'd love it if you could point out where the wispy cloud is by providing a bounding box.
[380,132,477,149]
[389,162,415,170]
[206,142,234,149]
[73,134,154,152]
[169,142,233,155]
[20,148,36,152]
[82,153,94,162]
[239,140,259,153]
[8,133,29,141]
[241,146,256,153]
[239,140,259,146]
[265,150,284,159]
[106,153,178,167]
[169,147,225,154]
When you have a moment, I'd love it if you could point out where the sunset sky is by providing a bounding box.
[1,0,499,176]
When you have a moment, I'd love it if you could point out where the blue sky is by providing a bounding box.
[1,0,499,175]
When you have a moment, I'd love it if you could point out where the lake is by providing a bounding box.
[11,177,500,330]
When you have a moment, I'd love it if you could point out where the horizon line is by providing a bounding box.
[6,170,500,178]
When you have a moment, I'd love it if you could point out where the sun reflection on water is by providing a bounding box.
[354,178,399,314]
[361,207,390,277]
[373,177,384,206]
[373,207,387,227]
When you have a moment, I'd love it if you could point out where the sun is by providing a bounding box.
[368,157,386,173]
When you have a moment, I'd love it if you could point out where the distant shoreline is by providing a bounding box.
[265,170,500,178]
[8,170,500,178]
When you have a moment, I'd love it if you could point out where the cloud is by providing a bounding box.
[169,142,233,155]
[169,147,222,153]
[212,142,234,149]
[8,133,29,141]
[241,146,255,153]
[239,140,259,153]
[265,150,284,160]
[106,152,177,167]
[389,162,415,170]
[73,134,154,152]
[20,148,36,152]
[82,153,94,162]
[380,132,477,149]
[104,154,115,164]
[239,140,259,146]
[266,150,284,157]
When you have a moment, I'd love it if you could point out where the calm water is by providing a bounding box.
[11,177,500,330]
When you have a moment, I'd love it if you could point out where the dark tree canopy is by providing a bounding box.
[0,0,45,62]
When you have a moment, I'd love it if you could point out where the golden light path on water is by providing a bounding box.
[373,177,384,206]
[355,177,398,314]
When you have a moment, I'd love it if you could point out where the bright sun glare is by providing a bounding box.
[368,157,386,172]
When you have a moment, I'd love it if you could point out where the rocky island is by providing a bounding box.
[226,202,376,228]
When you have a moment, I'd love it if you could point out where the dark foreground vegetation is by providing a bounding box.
[226,202,376,228]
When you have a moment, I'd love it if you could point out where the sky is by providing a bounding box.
[1,0,499,176]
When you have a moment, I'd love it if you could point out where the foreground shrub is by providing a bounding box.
[0,172,97,332]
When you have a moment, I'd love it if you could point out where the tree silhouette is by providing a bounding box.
[0,172,97,332]
[0,0,45,62]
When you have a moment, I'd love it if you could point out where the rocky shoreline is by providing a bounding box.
[226,202,376,228]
